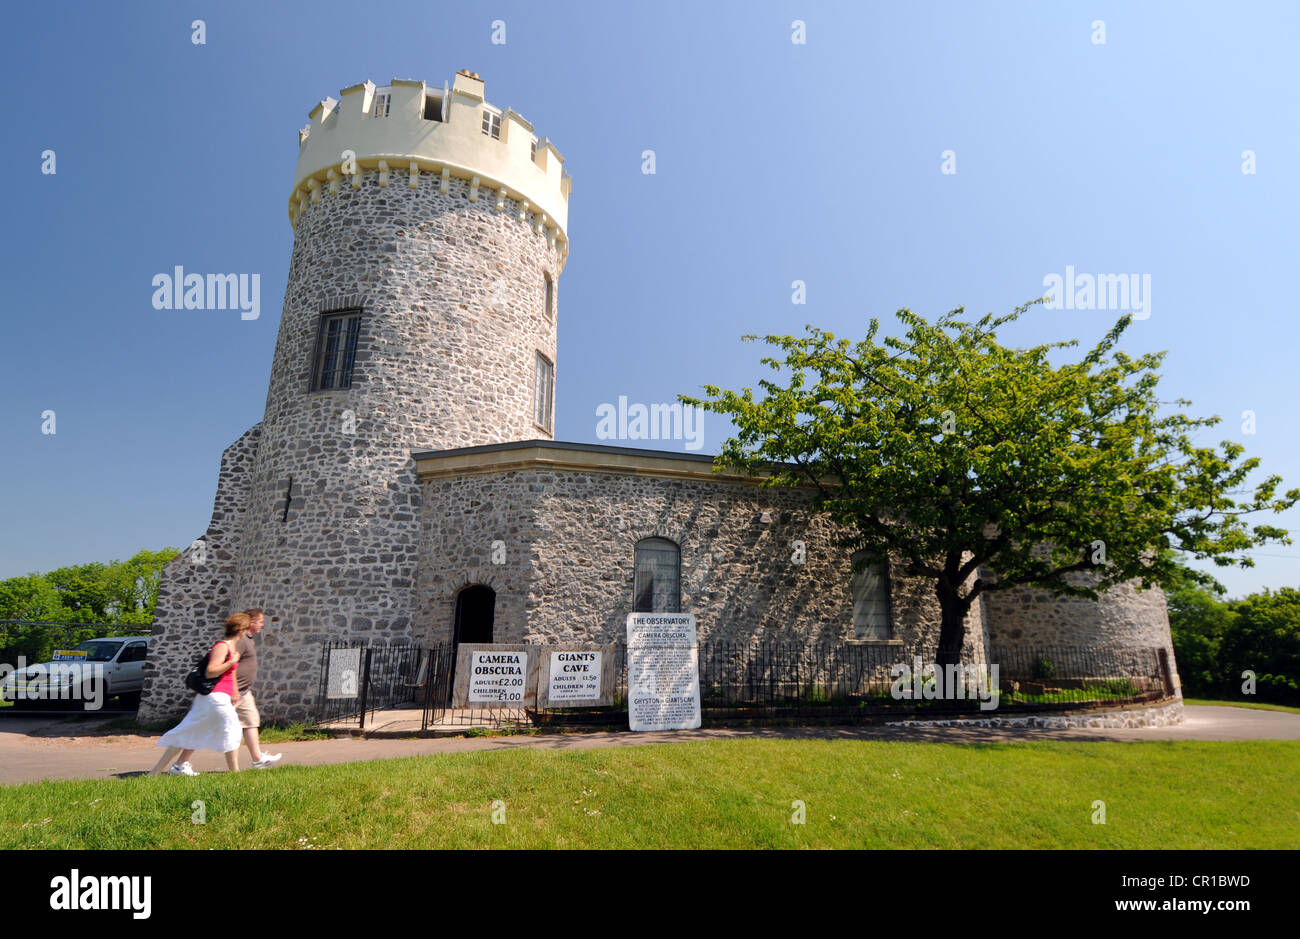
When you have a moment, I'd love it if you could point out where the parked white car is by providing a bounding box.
[0,636,151,709]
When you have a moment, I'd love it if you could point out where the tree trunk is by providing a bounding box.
[934,580,969,670]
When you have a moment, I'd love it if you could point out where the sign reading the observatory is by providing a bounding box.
[626,613,701,732]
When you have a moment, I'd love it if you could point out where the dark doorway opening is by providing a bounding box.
[453,585,495,645]
[451,585,496,702]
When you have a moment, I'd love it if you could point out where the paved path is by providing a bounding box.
[0,705,1296,786]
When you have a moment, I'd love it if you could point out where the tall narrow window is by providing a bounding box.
[372,93,391,118]
[850,551,891,639]
[423,93,444,121]
[530,138,538,162]
[634,538,681,613]
[312,310,362,391]
[533,353,553,431]
[481,109,501,139]
[543,272,554,320]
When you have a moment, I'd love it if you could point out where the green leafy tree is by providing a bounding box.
[1165,563,1235,697]
[1221,588,1300,705]
[0,548,179,665]
[682,302,1299,665]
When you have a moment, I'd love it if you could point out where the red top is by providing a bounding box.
[210,640,238,697]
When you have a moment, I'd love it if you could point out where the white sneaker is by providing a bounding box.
[252,753,283,769]
[167,761,200,777]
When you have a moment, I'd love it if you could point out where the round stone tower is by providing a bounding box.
[140,70,571,722]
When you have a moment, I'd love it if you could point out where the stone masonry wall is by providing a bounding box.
[139,424,262,721]
[416,467,990,663]
[141,168,562,724]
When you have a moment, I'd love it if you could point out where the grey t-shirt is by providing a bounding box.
[235,635,257,694]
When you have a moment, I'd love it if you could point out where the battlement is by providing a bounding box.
[290,70,571,257]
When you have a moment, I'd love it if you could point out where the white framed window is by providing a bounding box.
[533,352,553,431]
[530,138,538,162]
[850,551,891,640]
[373,93,391,118]
[481,108,502,139]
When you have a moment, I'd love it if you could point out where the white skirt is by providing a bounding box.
[157,691,242,753]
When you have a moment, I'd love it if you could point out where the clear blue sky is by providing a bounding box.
[1,0,1296,598]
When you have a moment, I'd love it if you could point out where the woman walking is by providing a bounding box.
[148,613,249,776]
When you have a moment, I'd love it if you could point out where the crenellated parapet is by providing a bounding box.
[290,70,571,269]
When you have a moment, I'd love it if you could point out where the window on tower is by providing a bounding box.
[311,310,362,391]
[533,352,554,431]
[544,272,554,320]
[423,93,444,121]
[481,108,502,139]
[372,93,391,118]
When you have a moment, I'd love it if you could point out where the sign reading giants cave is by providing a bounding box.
[626,612,701,732]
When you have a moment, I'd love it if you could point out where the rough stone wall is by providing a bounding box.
[416,467,989,662]
[982,575,1176,643]
[142,169,561,724]
[139,424,262,721]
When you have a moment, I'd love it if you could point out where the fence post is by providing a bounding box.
[358,647,372,730]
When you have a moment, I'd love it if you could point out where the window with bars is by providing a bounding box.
[634,538,681,613]
[481,109,501,139]
[373,93,391,118]
[533,352,553,430]
[850,551,892,640]
[311,310,362,391]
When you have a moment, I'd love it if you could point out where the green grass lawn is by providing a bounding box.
[1,738,1297,849]
[1183,698,1300,714]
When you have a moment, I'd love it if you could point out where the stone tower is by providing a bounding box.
[140,71,571,722]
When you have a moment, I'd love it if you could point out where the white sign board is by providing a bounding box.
[547,650,603,703]
[626,612,701,732]
[326,647,361,699]
[467,649,528,704]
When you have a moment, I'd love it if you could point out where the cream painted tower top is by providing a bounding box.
[289,70,572,268]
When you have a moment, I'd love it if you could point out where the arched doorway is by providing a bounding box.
[453,585,495,645]
[451,585,495,704]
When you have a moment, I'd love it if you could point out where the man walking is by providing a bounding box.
[236,608,282,769]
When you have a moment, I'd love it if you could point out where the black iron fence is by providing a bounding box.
[314,639,1176,731]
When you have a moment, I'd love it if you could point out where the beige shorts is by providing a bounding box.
[234,691,260,730]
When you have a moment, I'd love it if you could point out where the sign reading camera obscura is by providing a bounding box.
[626,612,701,732]
[452,644,539,707]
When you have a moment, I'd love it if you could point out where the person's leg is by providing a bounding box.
[177,748,196,765]
[148,746,184,776]
[242,726,263,763]
[237,693,263,762]
[224,749,240,772]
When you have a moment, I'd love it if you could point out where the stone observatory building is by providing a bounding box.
[138,70,1180,724]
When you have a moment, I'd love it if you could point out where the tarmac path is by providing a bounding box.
[1,705,1297,786]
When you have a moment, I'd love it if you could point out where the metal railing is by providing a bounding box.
[314,639,1176,732]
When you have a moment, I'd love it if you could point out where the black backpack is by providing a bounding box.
[184,647,221,695]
